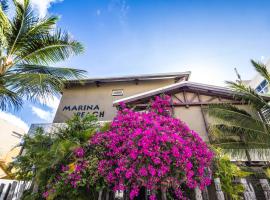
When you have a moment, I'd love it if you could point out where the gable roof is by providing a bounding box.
[66,71,191,87]
[113,81,270,105]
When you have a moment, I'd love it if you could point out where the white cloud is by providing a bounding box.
[39,96,60,111]
[16,0,63,17]
[31,96,60,122]
[31,106,53,121]
[0,111,29,131]
[32,0,63,17]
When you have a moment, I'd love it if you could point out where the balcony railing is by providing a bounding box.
[27,123,66,135]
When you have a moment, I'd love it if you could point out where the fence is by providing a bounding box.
[0,177,269,200]
[0,180,30,200]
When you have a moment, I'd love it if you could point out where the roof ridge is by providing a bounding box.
[113,81,233,105]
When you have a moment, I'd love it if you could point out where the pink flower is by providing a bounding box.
[90,94,213,200]
[139,167,148,177]
[125,169,133,179]
[150,194,157,200]
[74,147,84,158]
[61,165,69,172]
[42,191,49,198]
[130,186,139,199]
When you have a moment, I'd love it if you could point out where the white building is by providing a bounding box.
[245,60,270,94]
[0,118,26,178]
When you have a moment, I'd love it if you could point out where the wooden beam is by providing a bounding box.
[183,91,189,108]
[128,101,245,108]
[200,106,211,141]
[173,101,243,106]
[197,93,211,141]
[173,94,183,103]
[197,92,202,102]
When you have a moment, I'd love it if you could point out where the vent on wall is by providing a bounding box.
[112,89,124,96]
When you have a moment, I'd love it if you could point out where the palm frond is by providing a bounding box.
[0,0,11,46]
[9,16,59,54]
[7,0,37,56]
[251,59,270,83]
[7,73,65,102]
[25,16,59,37]
[206,104,265,132]
[15,30,84,65]
[210,124,270,144]
[9,64,86,79]
[0,0,8,12]
[0,86,22,111]
[206,102,270,160]
[0,0,84,111]
[226,81,269,110]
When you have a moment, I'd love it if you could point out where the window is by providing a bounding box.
[112,89,124,96]
[255,79,269,94]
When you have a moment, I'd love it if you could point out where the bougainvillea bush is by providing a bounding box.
[43,146,105,200]
[91,95,214,199]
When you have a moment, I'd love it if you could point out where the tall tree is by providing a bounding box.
[0,0,85,111]
[205,60,270,161]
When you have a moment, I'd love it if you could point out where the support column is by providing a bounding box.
[260,179,270,200]
[214,178,225,200]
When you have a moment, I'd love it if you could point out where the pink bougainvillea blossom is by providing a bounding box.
[91,95,213,199]
[74,147,85,158]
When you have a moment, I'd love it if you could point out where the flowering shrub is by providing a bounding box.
[37,115,105,200]
[43,146,104,199]
[91,95,214,199]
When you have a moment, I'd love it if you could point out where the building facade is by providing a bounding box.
[28,71,270,161]
[53,72,190,122]
[0,119,25,178]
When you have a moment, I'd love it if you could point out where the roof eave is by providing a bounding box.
[65,71,191,87]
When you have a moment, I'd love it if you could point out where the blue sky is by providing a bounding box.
[2,0,270,131]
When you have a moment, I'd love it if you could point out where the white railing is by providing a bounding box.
[27,123,66,135]
[0,179,31,200]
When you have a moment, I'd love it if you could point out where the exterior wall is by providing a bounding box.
[174,106,209,141]
[54,79,175,122]
[0,119,25,178]
[172,92,255,143]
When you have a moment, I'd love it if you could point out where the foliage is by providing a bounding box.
[0,0,85,111]
[265,168,270,179]
[91,95,214,200]
[213,148,252,200]
[12,114,100,200]
[205,60,270,161]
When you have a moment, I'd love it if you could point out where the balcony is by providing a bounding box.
[27,123,66,135]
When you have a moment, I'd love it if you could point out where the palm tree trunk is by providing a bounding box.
[239,135,252,163]
[245,149,252,164]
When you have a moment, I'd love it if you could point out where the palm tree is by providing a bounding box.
[0,0,85,111]
[205,60,270,162]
